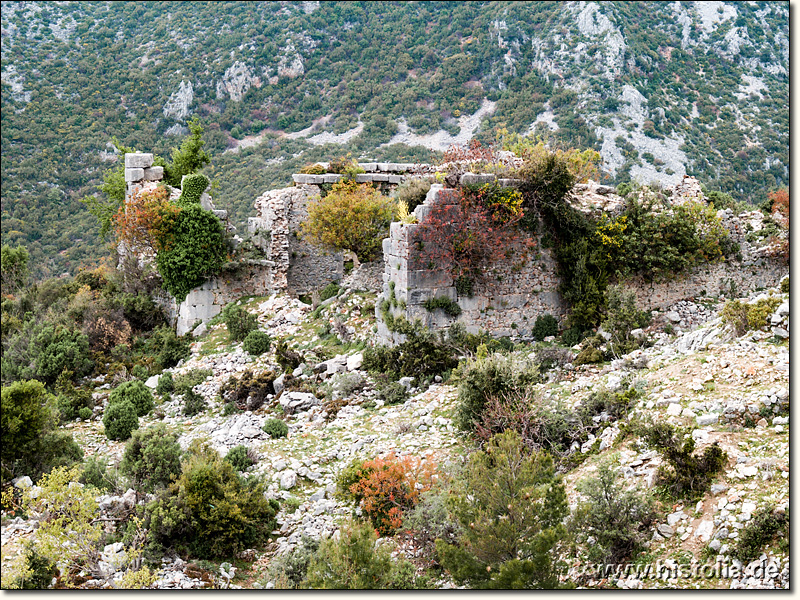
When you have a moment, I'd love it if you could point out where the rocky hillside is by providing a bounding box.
[1,272,789,589]
[0,1,788,278]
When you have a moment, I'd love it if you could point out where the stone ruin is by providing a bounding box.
[118,154,788,341]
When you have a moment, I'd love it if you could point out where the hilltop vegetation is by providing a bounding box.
[0,1,789,278]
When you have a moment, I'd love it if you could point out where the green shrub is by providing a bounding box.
[78,407,93,420]
[145,441,279,559]
[423,296,462,317]
[601,285,650,354]
[80,456,121,493]
[155,205,227,303]
[103,399,139,441]
[223,304,259,342]
[223,401,241,416]
[275,340,303,373]
[733,506,789,563]
[573,344,603,366]
[225,445,257,471]
[243,330,271,356]
[156,372,174,396]
[638,423,727,500]
[12,544,57,589]
[145,326,191,370]
[402,488,464,560]
[780,277,789,294]
[267,536,321,588]
[303,519,428,589]
[392,177,432,213]
[435,430,569,589]
[319,282,341,302]
[182,389,207,416]
[569,461,656,563]
[2,380,83,484]
[454,353,540,432]
[263,418,288,439]
[722,296,782,336]
[532,314,559,341]
[110,380,154,417]
[173,368,212,394]
[362,328,459,384]
[560,326,585,347]
[177,173,210,206]
[220,369,276,411]
[54,370,94,423]
[120,424,182,493]
[374,376,409,405]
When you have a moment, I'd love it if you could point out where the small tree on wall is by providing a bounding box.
[302,179,398,262]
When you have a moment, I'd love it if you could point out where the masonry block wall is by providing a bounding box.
[377,182,566,345]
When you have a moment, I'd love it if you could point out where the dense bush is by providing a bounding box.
[223,304,259,342]
[601,285,651,354]
[103,399,139,441]
[318,282,341,302]
[362,328,459,384]
[569,462,656,563]
[303,519,428,589]
[274,340,304,373]
[225,445,257,471]
[54,370,94,422]
[392,177,432,213]
[177,173,210,206]
[155,204,227,303]
[780,276,789,294]
[454,353,540,432]
[220,369,276,411]
[9,544,58,589]
[401,487,463,560]
[120,424,182,493]
[182,389,207,416]
[267,536,321,589]
[145,441,279,559]
[436,430,569,589]
[80,456,123,493]
[109,380,154,417]
[721,296,782,336]
[263,418,289,439]
[2,380,83,483]
[156,372,174,396]
[242,330,271,356]
[302,179,398,262]
[147,326,191,370]
[733,506,789,563]
[532,314,559,341]
[372,374,409,405]
[423,296,462,317]
[638,423,727,500]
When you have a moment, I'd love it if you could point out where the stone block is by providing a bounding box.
[457,295,489,312]
[371,173,389,182]
[377,162,390,171]
[292,174,325,184]
[354,174,373,183]
[322,174,343,183]
[125,153,153,168]
[143,165,164,181]
[459,172,496,186]
[360,162,378,172]
[388,175,403,184]
[125,168,145,182]
[407,269,452,289]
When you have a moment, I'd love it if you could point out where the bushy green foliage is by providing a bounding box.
[80,455,122,493]
[303,519,428,589]
[145,441,279,559]
[267,536,321,589]
[455,352,540,432]
[11,543,58,589]
[569,462,656,563]
[638,423,727,500]
[274,340,303,373]
[733,506,789,563]
[402,488,464,560]
[318,282,341,302]
[172,368,212,395]
[54,369,93,422]
[263,418,289,439]
[103,399,139,440]
[436,431,569,589]
[1,380,83,484]
[177,173,210,206]
[242,330,271,356]
[601,285,651,354]
[146,326,191,370]
[109,379,154,417]
[225,445,257,471]
[392,177,432,213]
[1,244,29,292]
[721,296,781,336]
[182,389,207,416]
[373,375,409,405]
[223,304,259,342]
[162,117,211,187]
[154,204,227,303]
[362,328,459,384]
[532,314,559,341]
[780,276,789,294]
[120,424,182,493]
[1,321,93,386]
[222,401,241,416]
[156,372,174,396]
[423,295,462,317]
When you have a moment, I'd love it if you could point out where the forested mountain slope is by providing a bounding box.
[0,1,789,278]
